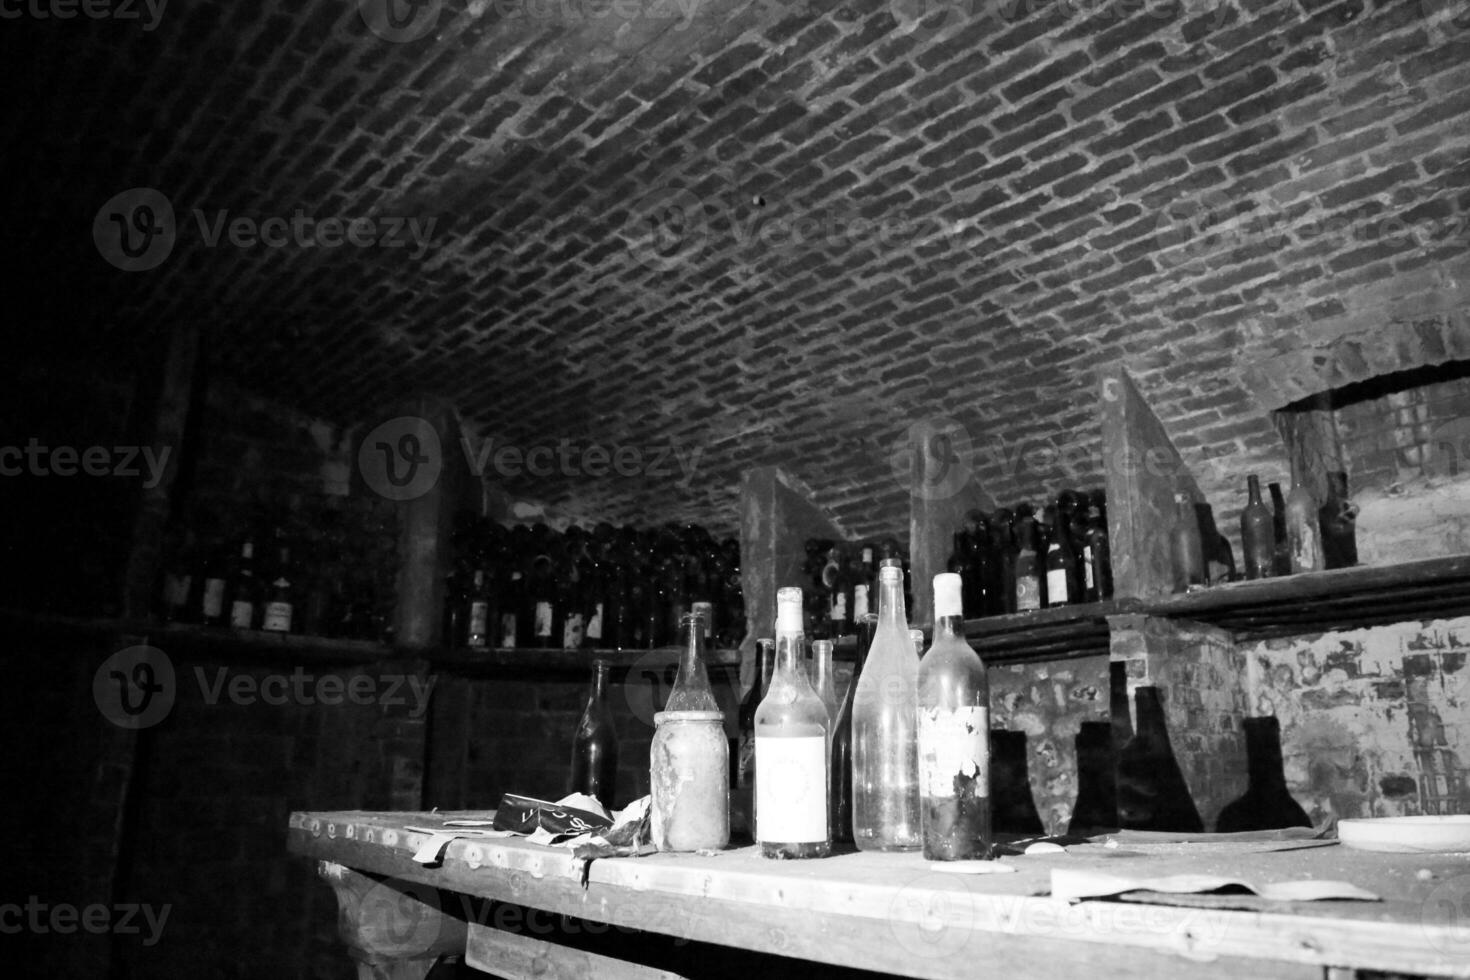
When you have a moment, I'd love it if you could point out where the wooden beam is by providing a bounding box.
[1098,367,1205,600]
[467,922,689,980]
[906,418,994,626]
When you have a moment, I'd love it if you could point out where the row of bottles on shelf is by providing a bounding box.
[444,517,744,652]
[154,495,400,640]
[948,489,1114,616]
[1172,471,1358,592]
[572,576,1313,850]
[576,561,995,860]
[801,538,910,638]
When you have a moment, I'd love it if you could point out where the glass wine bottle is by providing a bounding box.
[666,612,719,712]
[1043,512,1075,607]
[811,638,838,724]
[755,587,831,859]
[1169,494,1206,592]
[918,573,991,861]
[570,659,618,810]
[1013,514,1042,612]
[1285,479,1323,574]
[1241,476,1276,580]
[852,561,921,851]
[737,638,774,792]
[830,611,875,844]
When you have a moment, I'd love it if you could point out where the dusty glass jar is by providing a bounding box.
[650,709,729,852]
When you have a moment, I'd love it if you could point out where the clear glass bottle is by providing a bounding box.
[666,612,719,712]
[1285,478,1323,574]
[570,660,618,810]
[755,587,831,859]
[1169,494,1206,592]
[811,638,838,723]
[918,573,991,861]
[852,561,921,851]
[1241,476,1276,580]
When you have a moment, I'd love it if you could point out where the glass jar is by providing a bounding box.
[650,709,729,852]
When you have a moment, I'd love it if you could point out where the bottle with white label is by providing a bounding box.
[1013,515,1042,612]
[261,546,295,633]
[466,570,491,649]
[227,541,258,630]
[851,560,921,851]
[917,572,991,860]
[755,587,831,859]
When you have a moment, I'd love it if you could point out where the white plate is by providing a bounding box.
[1338,815,1470,853]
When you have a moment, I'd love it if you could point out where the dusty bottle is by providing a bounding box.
[1082,495,1112,601]
[1240,476,1276,580]
[918,573,991,861]
[570,660,618,810]
[1013,515,1042,612]
[1285,479,1323,574]
[852,561,921,851]
[811,638,839,723]
[1318,471,1358,570]
[992,509,1018,614]
[755,587,831,859]
[666,612,719,712]
[650,708,729,851]
[466,569,492,648]
[830,612,875,843]
[1044,523,1075,607]
[1169,494,1206,592]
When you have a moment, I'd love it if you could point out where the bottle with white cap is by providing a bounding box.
[755,587,832,859]
[918,572,991,860]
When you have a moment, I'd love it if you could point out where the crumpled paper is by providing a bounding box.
[405,794,653,878]
[1051,868,1381,903]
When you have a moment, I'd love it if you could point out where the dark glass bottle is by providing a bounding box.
[465,569,491,649]
[1169,494,1206,592]
[569,660,618,810]
[227,540,259,629]
[528,552,559,648]
[1013,514,1043,612]
[989,730,1045,836]
[830,611,876,844]
[737,638,774,792]
[991,509,1017,614]
[1067,721,1118,836]
[1268,481,1291,576]
[1082,496,1112,602]
[917,573,991,860]
[199,539,228,627]
[1216,716,1311,832]
[261,546,295,633]
[1241,476,1276,580]
[1043,508,1077,607]
[1318,471,1358,570]
[964,511,996,616]
[1116,687,1203,832]
[822,544,849,639]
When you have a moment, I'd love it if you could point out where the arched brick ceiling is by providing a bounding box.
[7,0,1469,541]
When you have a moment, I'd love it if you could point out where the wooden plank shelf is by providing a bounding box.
[962,598,1141,663]
[0,609,737,675]
[1138,554,1470,640]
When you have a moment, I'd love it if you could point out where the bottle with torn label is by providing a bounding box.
[917,572,991,860]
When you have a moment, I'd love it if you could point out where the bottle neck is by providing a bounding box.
[774,630,804,679]
[1247,476,1263,505]
[934,614,964,640]
[1244,720,1289,788]
[590,666,609,702]
[878,575,907,631]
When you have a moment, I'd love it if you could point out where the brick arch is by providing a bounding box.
[1242,289,1470,410]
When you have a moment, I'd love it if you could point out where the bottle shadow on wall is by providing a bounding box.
[989,729,1046,837]
[1215,715,1313,832]
[1115,677,1205,833]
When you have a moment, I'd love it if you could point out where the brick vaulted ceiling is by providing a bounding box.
[7,0,1470,540]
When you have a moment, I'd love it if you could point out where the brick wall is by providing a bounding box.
[16,1,1470,549]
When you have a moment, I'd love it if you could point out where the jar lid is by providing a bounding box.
[654,710,725,725]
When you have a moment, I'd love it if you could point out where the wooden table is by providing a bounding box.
[288,810,1470,980]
